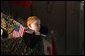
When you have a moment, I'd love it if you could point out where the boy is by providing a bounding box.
[22,16,45,55]
[26,16,41,35]
[26,16,46,36]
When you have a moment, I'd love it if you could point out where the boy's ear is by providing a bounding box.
[29,24,32,28]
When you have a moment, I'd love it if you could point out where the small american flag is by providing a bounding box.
[12,24,25,38]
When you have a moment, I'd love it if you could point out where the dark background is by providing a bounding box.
[1,1,84,55]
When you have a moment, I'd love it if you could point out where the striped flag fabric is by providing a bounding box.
[42,39,53,55]
[12,24,25,38]
[42,30,57,55]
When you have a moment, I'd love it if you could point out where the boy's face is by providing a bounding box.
[29,20,40,32]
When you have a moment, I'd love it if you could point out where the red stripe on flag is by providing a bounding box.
[51,37,57,55]
[19,25,24,37]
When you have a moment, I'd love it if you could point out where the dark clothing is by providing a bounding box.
[1,30,44,55]
[22,32,44,55]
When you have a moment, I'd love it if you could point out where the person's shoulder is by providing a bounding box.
[23,28,34,37]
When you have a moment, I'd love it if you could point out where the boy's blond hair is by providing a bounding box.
[27,16,39,27]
